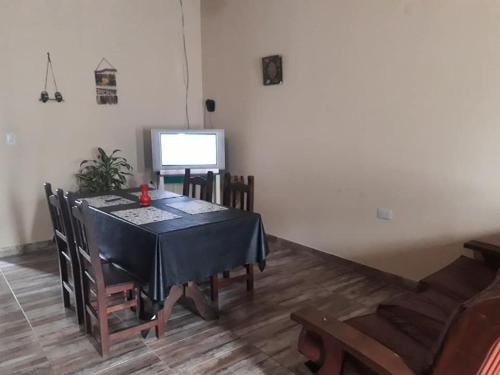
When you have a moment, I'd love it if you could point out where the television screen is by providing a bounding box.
[161,133,217,166]
[151,129,225,173]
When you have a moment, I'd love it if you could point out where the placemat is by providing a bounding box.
[81,195,135,208]
[166,200,228,215]
[112,206,180,225]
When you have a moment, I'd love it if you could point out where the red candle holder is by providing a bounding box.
[139,184,152,207]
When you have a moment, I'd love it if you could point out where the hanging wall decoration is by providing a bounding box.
[95,58,118,105]
[39,52,64,103]
[262,55,283,86]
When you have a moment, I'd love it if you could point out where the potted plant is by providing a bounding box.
[76,148,133,193]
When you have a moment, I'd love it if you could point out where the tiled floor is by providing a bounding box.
[0,239,407,375]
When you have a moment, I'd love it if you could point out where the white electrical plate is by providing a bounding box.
[377,208,393,221]
[6,132,16,145]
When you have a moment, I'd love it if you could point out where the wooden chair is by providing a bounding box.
[182,168,214,202]
[43,183,84,326]
[292,243,500,375]
[209,173,255,308]
[70,199,165,356]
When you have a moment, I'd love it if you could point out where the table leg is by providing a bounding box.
[157,282,218,333]
[182,282,218,320]
[163,285,184,324]
[141,286,183,338]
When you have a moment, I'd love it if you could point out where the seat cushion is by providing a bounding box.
[346,314,434,375]
[377,288,461,348]
[102,263,135,287]
[422,256,497,300]
[464,269,500,308]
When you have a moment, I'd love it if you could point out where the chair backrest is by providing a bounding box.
[222,173,254,212]
[70,199,106,295]
[433,272,500,374]
[182,168,214,202]
[44,182,61,235]
[46,187,74,251]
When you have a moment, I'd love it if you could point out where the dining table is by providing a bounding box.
[75,188,269,322]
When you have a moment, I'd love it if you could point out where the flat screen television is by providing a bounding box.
[151,129,225,174]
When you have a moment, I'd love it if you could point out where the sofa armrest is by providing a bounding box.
[291,307,414,375]
[464,240,500,267]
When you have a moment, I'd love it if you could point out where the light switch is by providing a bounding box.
[6,132,16,145]
[377,208,393,221]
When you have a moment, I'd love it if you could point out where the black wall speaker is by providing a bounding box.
[206,99,216,112]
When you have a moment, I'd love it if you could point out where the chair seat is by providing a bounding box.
[102,263,135,289]
[346,314,435,375]
[422,256,497,300]
[376,288,461,349]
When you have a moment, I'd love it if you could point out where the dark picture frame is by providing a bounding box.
[262,55,283,86]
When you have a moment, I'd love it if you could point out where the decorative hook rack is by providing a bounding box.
[39,52,64,103]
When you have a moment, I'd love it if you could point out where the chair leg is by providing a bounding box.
[98,298,110,356]
[72,264,85,326]
[134,288,141,320]
[155,307,165,338]
[82,279,92,335]
[58,253,71,308]
[85,308,92,335]
[210,274,219,306]
[99,321,110,356]
[139,290,146,320]
[246,264,254,292]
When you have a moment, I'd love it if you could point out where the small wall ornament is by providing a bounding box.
[39,52,64,103]
[262,55,283,86]
[95,58,118,105]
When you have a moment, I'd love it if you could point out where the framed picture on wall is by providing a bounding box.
[95,58,118,105]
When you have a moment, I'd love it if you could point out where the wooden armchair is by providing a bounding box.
[292,244,500,375]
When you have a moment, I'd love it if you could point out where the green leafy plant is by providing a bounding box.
[76,148,133,193]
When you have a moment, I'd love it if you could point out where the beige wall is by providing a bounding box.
[202,0,500,279]
[0,0,203,253]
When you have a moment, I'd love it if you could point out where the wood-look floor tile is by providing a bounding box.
[0,240,409,375]
[188,343,293,375]
[92,352,174,375]
[0,272,54,375]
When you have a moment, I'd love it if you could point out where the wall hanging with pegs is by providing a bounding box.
[39,52,64,103]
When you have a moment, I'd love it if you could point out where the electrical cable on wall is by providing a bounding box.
[179,0,190,129]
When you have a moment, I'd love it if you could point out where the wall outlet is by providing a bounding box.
[6,132,16,145]
[377,208,393,221]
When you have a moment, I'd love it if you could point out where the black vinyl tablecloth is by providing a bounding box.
[78,189,268,303]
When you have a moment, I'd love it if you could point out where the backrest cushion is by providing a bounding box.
[463,270,500,308]
[432,270,500,366]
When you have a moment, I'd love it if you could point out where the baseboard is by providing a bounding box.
[0,240,54,259]
[1,234,415,290]
[267,234,417,290]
